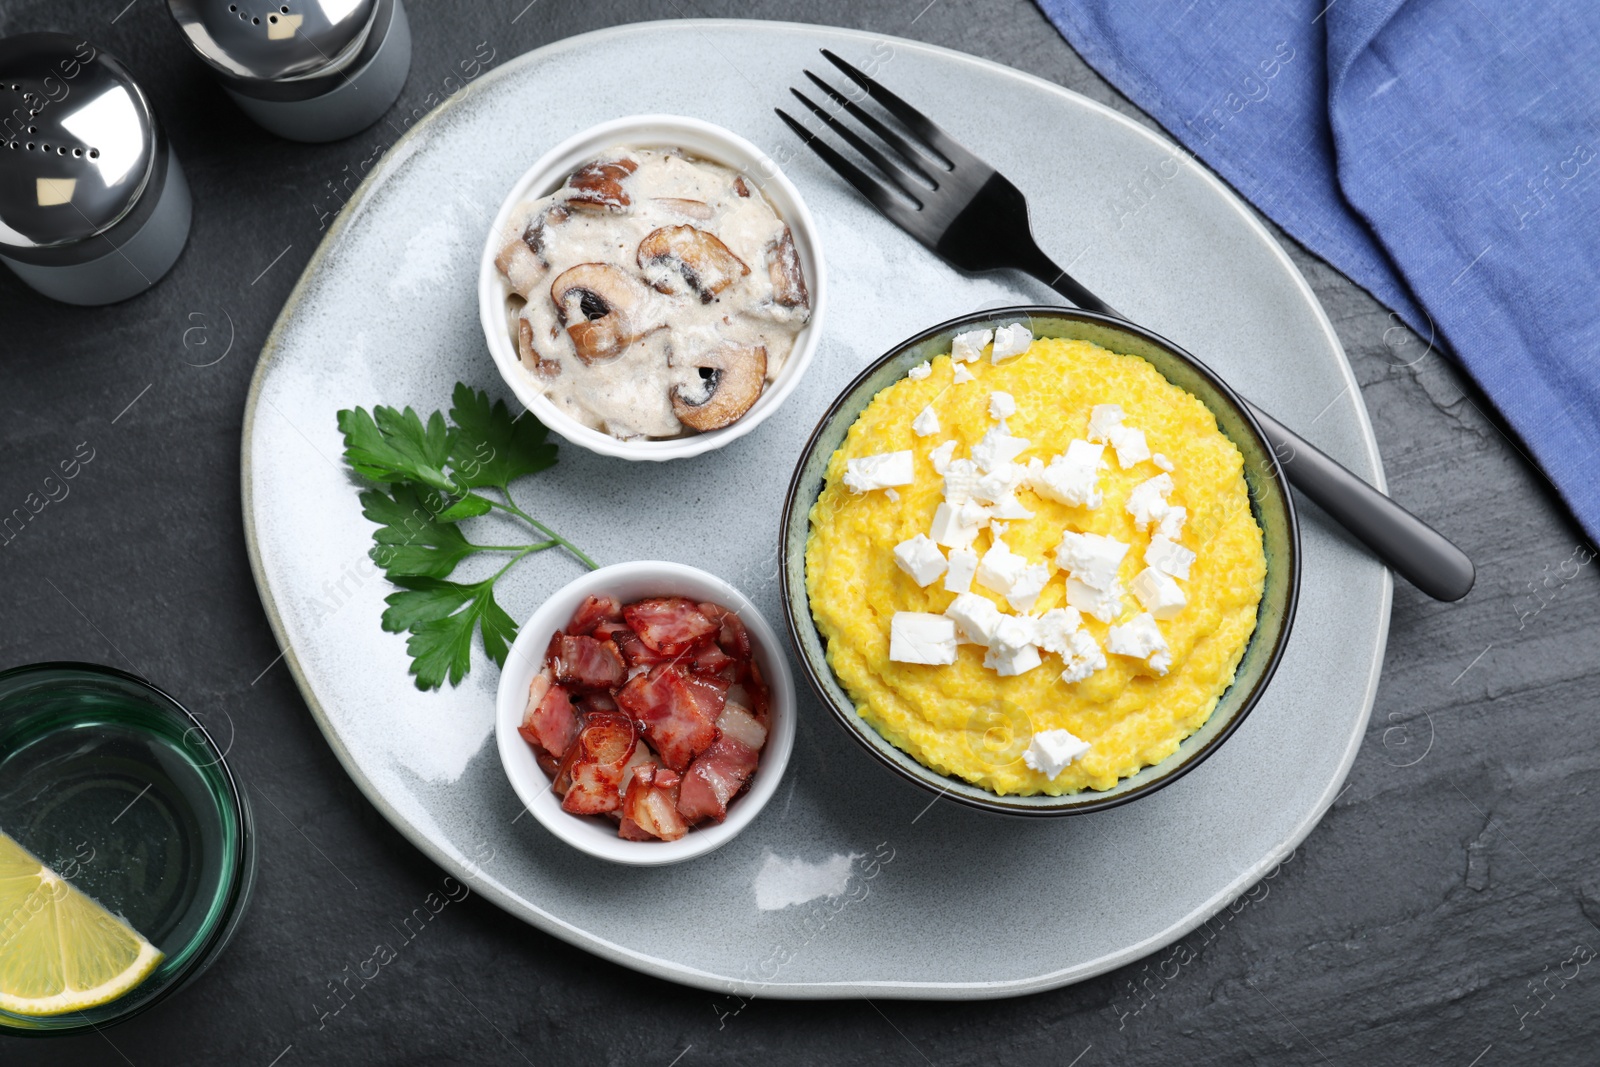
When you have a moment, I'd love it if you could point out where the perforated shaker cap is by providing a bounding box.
[0,34,158,250]
[166,0,380,82]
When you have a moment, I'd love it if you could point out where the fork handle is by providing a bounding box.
[1243,403,1475,601]
[1017,255,1475,601]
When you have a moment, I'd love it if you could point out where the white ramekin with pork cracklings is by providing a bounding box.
[478,115,827,461]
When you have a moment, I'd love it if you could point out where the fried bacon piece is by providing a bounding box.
[573,691,619,717]
[616,664,721,771]
[701,601,753,661]
[677,715,763,825]
[570,594,623,636]
[564,158,638,212]
[690,640,735,677]
[619,764,688,841]
[622,597,718,657]
[560,713,638,815]
[546,632,626,692]
[600,622,670,668]
[518,668,578,760]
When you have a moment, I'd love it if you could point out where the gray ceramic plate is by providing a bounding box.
[781,308,1301,816]
[242,20,1391,999]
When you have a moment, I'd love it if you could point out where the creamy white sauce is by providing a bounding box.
[495,148,809,439]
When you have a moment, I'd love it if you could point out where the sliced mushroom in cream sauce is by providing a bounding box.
[494,148,811,439]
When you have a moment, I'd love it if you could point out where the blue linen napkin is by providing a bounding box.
[1035,0,1600,541]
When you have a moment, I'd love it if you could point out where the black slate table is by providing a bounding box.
[3,1,1596,1063]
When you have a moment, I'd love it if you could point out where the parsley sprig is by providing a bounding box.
[337,383,597,691]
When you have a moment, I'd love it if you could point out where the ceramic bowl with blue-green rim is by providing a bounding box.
[0,662,256,1035]
[779,307,1301,817]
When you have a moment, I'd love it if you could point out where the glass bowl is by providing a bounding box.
[0,662,256,1036]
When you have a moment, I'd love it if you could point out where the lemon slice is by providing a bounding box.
[0,830,163,1016]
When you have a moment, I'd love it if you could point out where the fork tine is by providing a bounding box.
[789,87,928,203]
[802,70,941,184]
[819,49,982,169]
[774,108,924,234]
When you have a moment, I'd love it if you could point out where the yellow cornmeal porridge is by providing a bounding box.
[805,335,1266,795]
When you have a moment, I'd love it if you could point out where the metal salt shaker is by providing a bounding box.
[0,33,192,306]
[166,0,411,143]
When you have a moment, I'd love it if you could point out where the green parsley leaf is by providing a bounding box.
[402,580,518,690]
[338,404,457,493]
[341,382,596,693]
[361,485,482,579]
[446,383,558,489]
[380,577,475,634]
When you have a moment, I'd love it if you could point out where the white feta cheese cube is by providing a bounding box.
[951,328,992,364]
[1055,530,1129,590]
[985,642,1042,677]
[1086,404,1125,443]
[988,391,1017,420]
[889,612,959,665]
[943,545,979,593]
[1107,424,1151,468]
[843,450,915,493]
[1005,562,1052,613]
[990,323,1033,362]
[989,493,1035,520]
[1131,566,1187,619]
[982,616,1043,676]
[912,404,941,437]
[976,538,1029,598]
[1066,438,1108,469]
[1022,728,1092,778]
[945,592,1004,646]
[893,534,948,587]
[942,458,983,505]
[908,360,933,380]
[1125,472,1175,529]
[929,439,958,475]
[1157,505,1187,541]
[952,362,976,384]
[1065,577,1124,624]
[1153,452,1174,471]
[1145,534,1195,580]
[1030,607,1085,656]
[956,499,993,530]
[970,427,1030,472]
[930,502,983,549]
[1028,440,1105,508]
[973,463,1027,504]
[1106,612,1170,674]
[1059,629,1108,683]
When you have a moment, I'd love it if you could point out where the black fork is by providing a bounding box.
[778,50,1474,603]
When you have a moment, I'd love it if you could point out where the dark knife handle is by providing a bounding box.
[1244,401,1475,601]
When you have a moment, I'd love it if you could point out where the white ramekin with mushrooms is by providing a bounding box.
[478,116,826,461]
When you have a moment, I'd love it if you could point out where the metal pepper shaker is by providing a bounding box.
[166,0,410,143]
[0,33,192,306]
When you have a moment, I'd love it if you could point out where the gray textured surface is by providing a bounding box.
[0,0,1594,1063]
